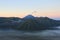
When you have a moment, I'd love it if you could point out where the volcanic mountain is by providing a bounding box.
[16,15,60,31]
[0,15,60,31]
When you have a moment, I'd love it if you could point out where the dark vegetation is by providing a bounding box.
[0,15,60,31]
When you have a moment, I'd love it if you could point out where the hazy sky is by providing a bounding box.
[0,0,60,19]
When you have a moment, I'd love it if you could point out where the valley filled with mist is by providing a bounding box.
[0,15,60,40]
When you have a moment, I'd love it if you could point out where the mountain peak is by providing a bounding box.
[23,15,35,19]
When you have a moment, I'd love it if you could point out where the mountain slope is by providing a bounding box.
[16,15,60,31]
[0,15,60,31]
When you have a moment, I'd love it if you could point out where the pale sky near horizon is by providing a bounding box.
[0,0,60,19]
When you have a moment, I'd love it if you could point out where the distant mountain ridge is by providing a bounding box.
[0,15,60,31]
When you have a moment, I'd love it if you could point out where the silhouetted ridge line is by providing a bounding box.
[0,15,60,31]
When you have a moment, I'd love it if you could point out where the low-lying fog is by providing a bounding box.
[0,26,60,40]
